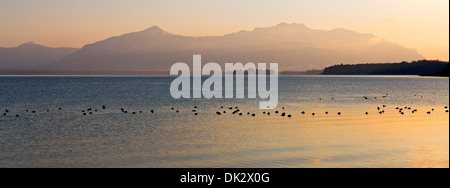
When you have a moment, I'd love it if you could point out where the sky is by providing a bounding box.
[0,0,448,61]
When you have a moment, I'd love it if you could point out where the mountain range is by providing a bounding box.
[0,23,424,72]
[0,42,78,70]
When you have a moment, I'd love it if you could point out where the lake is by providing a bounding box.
[0,76,448,167]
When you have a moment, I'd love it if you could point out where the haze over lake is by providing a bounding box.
[0,76,448,168]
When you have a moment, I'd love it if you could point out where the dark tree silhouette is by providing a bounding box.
[322,60,449,77]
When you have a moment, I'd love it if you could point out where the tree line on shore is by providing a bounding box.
[321,60,449,77]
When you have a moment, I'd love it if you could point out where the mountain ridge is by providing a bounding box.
[1,23,425,72]
[0,42,79,70]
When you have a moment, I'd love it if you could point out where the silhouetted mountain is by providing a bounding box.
[0,42,79,70]
[45,23,424,71]
[321,60,449,75]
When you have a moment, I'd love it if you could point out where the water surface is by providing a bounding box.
[0,76,448,167]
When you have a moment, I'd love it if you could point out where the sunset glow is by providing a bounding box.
[0,0,448,60]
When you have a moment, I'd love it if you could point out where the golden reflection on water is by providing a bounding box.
[137,105,448,168]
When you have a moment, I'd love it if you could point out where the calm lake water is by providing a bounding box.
[0,76,448,168]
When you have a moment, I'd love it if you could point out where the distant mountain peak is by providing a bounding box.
[0,42,79,70]
[144,25,162,30]
[23,41,36,45]
[276,22,308,28]
[141,25,171,35]
[330,28,357,33]
[17,41,46,49]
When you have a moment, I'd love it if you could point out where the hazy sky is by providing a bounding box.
[0,0,448,60]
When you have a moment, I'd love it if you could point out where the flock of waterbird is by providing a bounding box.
[1,104,447,120]
[1,94,448,119]
[1,105,156,118]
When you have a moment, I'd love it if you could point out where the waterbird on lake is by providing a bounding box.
[325,112,328,115]
[366,112,369,115]
[275,111,279,114]
[194,113,198,116]
[427,111,431,114]
[15,115,19,117]
[5,109,9,113]
[58,108,62,110]
[312,113,315,116]
[151,110,154,113]
[267,112,270,115]
[281,112,286,117]
[176,110,179,113]
[194,106,197,109]
[301,111,305,115]
[251,113,256,117]
[216,112,221,115]
[288,114,292,118]
[337,112,342,116]
[102,106,106,109]
[239,113,243,116]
